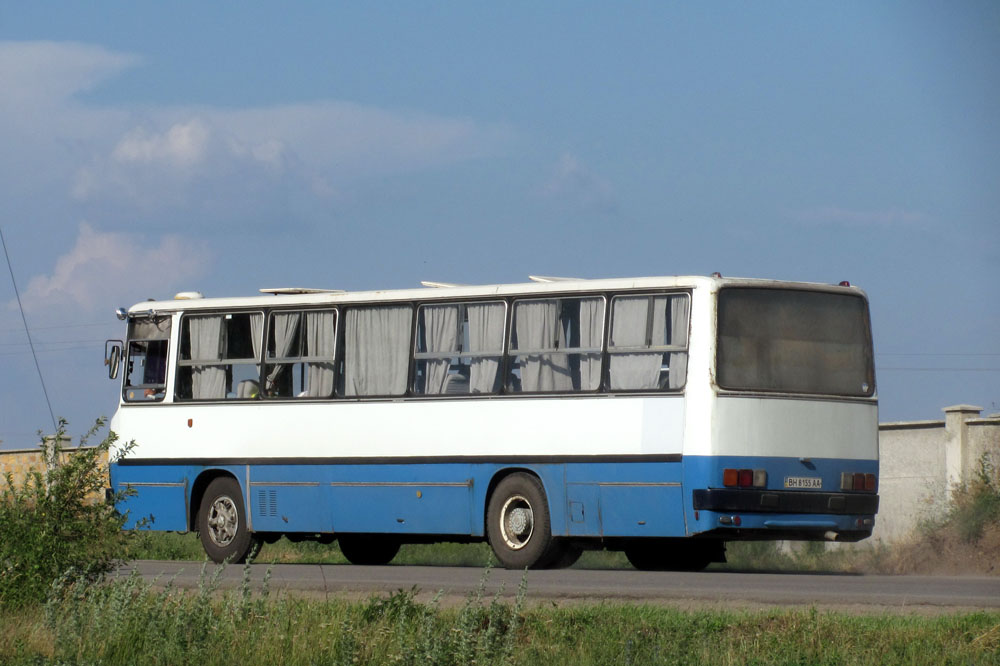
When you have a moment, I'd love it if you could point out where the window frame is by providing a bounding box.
[262,307,339,400]
[335,302,416,399]
[605,291,691,393]
[505,294,607,395]
[174,309,266,402]
[714,286,876,398]
[411,299,508,396]
[122,315,172,403]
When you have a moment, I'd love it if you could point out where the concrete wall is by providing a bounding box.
[874,405,1000,544]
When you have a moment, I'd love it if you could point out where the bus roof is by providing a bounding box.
[125,275,867,315]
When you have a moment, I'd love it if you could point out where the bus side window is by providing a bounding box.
[176,312,263,400]
[508,296,604,393]
[264,309,337,398]
[339,304,413,397]
[413,301,504,396]
[607,293,689,391]
[123,317,171,402]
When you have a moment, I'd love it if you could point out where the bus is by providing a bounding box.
[105,275,879,570]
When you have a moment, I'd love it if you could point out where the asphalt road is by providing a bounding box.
[120,561,1000,613]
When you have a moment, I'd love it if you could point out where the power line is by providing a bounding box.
[1,227,57,433]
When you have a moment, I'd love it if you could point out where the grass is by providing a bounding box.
[1,565,997,666]
[131,531,886,573]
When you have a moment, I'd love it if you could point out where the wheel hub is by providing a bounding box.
[500,495,534,550]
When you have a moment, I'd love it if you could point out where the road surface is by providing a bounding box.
[119,561,1000,613]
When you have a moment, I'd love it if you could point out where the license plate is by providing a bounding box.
[784,476,822,489]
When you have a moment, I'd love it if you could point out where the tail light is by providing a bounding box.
[723,468,767,488]
[841,471,877,492]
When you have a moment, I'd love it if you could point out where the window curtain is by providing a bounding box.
[668,296,689,389]
[420,305,460,395]
[189,315,226,399]
[515,300,571,392]
[305,311,336,396]
[577,298,603,390]
[266,312,301,392]
[249,313,264,376]
[467,303,504,394]
[608,297,662,390]
[344,306,411,396]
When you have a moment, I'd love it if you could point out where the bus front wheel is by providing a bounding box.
[197,477,259,564]
[487,473,557,569]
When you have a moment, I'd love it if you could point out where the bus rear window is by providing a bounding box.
[716,288,874,397]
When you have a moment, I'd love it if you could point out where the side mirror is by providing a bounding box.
[105,340,123,380]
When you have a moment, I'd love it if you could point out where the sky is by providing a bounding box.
[0,2,997,449]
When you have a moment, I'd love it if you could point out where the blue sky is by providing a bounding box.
[1,2,997,448]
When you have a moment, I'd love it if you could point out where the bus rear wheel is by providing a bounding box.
[198,477,259,563]
[624,540,718,572]
[338,535,400,565]
[487,473,558,569]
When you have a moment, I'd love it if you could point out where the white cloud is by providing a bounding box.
[795,206,927,228]
[0,41,138,109]
[0,40,513,218]
[16,223,211,313]
[542,153,617,213]
[112,120,211,167]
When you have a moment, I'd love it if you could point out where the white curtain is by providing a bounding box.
[577,298,603,390]
[420,305,460,395]
[515,300,571,392]
[608,297,663,390]
[344,306,411,396]
[305,311,336,396]
[249,313,264,376]
[266,312,301,393]
[189,315,226,399]
[668,296,689,389]
[467,303,504,394]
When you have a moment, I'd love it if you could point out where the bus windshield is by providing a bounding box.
[716,288,874,397]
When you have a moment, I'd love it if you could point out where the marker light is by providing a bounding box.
[839,281,851,287]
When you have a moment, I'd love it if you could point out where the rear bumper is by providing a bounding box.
[692,488,879,515]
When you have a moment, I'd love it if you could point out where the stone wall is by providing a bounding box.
[0,441,108,491]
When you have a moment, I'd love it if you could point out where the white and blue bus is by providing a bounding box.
[105,275,879,570]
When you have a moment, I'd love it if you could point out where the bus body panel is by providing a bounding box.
[709,396,878,460]
[111,458,689,537]
[110,395,686,461]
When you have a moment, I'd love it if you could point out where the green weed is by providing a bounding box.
[0,419,138,609]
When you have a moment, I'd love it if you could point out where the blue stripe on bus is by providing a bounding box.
[110,454,876,539]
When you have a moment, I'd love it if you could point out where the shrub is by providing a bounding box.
[0,418,135,608]
[948,453,1000,544]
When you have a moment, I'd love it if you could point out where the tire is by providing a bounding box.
[487,473,557,569]
[198,477,259,563]
[542,541,584,569]
[624,540,718,572]
[338,535,401,565]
